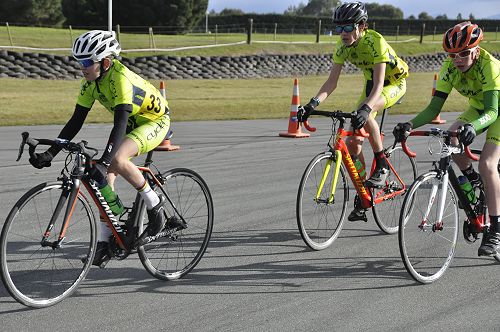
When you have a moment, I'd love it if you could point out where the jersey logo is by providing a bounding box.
[132,85,146,106]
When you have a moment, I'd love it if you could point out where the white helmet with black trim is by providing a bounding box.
[72,30,121,63]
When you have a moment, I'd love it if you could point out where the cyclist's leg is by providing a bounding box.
[365,79,406,187]
[478,123,500,255]
[119,115,170,237]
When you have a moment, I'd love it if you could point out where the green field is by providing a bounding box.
[0,73,465,126]
[1,25,500,57]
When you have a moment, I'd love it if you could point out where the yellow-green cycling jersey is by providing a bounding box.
[333,29,409,85]
[436,48,500,112]
[76,59,169,127]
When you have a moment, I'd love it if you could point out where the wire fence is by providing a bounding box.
[1,21,499,53]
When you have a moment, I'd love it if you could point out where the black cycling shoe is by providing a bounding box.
[92,241,111,267]
[145,195,167,237]
[166,215,187,231]
[365,167,389,188]
[348,195,368,222]
[478,224,500,256]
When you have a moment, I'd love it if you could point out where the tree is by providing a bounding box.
[284,2,306,16]
[285,0,340,17]
[418,12,433,20]
[0,0,64,25]
[457,13,463,20]
[365,3,403,19]
[435,14,448,20]
[62,0,208,33]
[219,8,244,16]
[408,15,416,20]
[469,13,475,20]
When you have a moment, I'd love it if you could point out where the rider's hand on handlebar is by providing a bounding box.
[29,150,53,169]
[393,122,413,142]
[351,104,372,130]
[89,160,109,186]
[299,97,320,122]
[458,124,476,146]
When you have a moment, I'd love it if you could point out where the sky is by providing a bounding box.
[207,0,500,19]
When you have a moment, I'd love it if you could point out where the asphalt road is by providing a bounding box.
[0,112,499,331]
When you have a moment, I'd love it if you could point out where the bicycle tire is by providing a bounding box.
[297,151,348,250]
[0,182,96,308]
[399,172,459,284]
[138,168,213,280]
[372,145,417,234]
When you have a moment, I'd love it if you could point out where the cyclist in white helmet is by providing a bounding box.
[29,30,172,266]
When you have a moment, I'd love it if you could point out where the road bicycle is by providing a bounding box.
[399,128,500,284]
[0,132,214,308]
[296,108,416,250]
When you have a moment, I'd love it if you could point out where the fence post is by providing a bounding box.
[419,23,425,43]
[396,25,399,42]
[6,22,13,46]
[316,19,321,43]
[432,26,436,41]
[274,23,277,41]
[149,27,156,52]
[215,24,218,45]
[116,24,121,43]
[247,19,253,44]
[372,21,376,31]
[69,25,73,46]
[496,27,498,41]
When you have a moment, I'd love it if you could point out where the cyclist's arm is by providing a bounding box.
[469,90,499,131]
[364,62,386,110]
[409,92,448,129]
[314,63,343,103]
[99,104,132,166]
[47,104,90,156]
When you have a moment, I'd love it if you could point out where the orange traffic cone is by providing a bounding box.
[279,78,310,138]
[155,81,180,151]
[430,74,446,124]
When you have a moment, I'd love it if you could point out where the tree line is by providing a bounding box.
[0,0,481,31]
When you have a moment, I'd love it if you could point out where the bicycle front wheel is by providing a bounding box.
[372,145,417,234]
[297,151,348,250]
[138,168,213,280]
[0,182,96,308]
[399,172,459,284]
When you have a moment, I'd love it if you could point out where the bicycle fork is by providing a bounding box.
[420,173,448,232]
[315,150,342,204]
[41,178,80,249]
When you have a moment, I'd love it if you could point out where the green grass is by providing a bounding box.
[0,72,465,126]
[1,25,500,57]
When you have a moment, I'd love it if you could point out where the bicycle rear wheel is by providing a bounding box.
[372,145,417,234]
[399,172,459,284]
[0,182,96,308]
[138,168,213,280]
[297,151,348,250]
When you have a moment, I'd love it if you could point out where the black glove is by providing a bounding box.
[393,122,412,142]
[89,161,108,186]
[459,124,476,146]
[351,104,372,130]
[300,97,320,122]
[29,151,53,169]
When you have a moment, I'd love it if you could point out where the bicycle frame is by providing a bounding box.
[402,130,485,233]
[313,113,408,210]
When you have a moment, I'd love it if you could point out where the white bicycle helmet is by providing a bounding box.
[72,30,121,64]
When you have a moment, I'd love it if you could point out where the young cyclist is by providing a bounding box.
[28,30,172,265]
[300,2,409,222]
[393,21,500,256]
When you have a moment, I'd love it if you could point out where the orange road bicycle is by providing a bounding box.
[399,128,500,284]
[0,132,214,308]
[296,109,416,250]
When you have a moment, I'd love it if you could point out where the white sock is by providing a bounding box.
[138,181,160,210]
[98,219,112,242]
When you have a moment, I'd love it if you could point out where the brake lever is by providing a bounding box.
[16,132,29,162]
